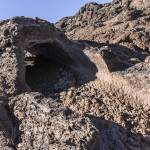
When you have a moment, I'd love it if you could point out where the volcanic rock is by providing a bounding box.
[0,17,98,96]
[10,92,99,150]
[0,0,150,149]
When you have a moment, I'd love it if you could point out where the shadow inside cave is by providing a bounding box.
[25,41,98,97]
[25,55,75,97]
[25,42,74,96]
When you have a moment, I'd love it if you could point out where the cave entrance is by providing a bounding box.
[25,42,75,96]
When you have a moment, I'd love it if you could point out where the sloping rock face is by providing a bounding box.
[56,0,150,106]
[56,0,150,51]
[56,0,150,149]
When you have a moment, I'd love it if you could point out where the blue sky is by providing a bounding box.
[0,0,111,23]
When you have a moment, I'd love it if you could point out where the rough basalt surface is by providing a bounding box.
[0,0,150,149]
[56,0,150,105]
[56,0,150,52]
[9,92,99,150]
[0,17,98,96]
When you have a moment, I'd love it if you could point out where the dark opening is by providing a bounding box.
[30,42,73,67]
[25,42,75,97]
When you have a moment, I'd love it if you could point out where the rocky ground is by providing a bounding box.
[0,0,150,149]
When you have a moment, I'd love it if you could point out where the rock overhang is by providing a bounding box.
[0,17,99,96]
